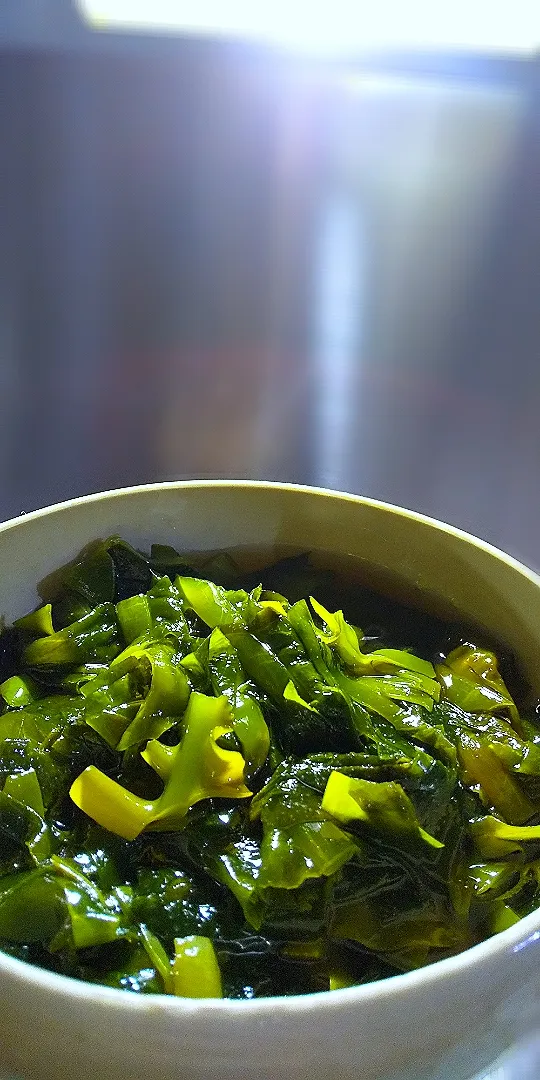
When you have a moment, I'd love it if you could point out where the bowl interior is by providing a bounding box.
[2,481,540,694]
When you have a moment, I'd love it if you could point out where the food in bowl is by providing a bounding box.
[1,532,540,1001]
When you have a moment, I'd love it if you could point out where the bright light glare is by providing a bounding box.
[78,0,540,54]
[312,196,363,489]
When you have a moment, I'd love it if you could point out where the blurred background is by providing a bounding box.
[0,3,539,567]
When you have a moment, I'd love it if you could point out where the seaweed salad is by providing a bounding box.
[0,536,539,1000]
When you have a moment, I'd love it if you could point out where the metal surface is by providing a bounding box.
[0,43,538,575]
[470,1033,540,1079]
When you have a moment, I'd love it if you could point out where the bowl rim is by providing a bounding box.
[3,477,540,587]
[1,477,540,1017]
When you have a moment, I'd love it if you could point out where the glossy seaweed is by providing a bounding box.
[0,537,539,999]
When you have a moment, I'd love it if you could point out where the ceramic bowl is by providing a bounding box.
[1,481,540,1080]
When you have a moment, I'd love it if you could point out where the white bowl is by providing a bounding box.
[1,480,540,1080]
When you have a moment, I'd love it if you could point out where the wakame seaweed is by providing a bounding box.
[0,536,539,999]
